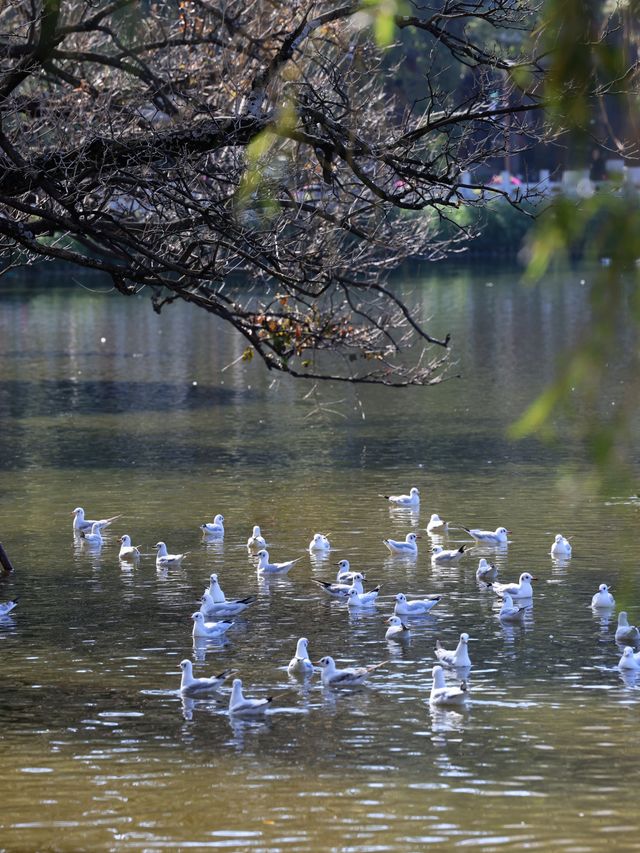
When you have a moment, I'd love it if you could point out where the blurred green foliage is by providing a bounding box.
[513,1,640,483]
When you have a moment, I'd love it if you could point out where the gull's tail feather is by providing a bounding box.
[366,660,389,674]
[216,668,238,681]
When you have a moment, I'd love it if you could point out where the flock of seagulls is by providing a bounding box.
[1,489,636,717]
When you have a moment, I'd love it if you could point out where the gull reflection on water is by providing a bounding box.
[618,668,640,690]
[180,693,225,722]
[227,713,273,749]
[192,635,230,662]
[429,704,470,739]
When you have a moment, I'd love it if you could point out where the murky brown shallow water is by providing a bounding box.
[0,267,638,850]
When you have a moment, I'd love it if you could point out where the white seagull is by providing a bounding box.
[615,612,640,644]
[72,507,121,533]
[80,522,104,547]
[201,513,224,536]
[247,525,267,551]
[385,616,410,641]
[435,633,473,668]
[0,599,18,616]
[200,592,256,617]
[155,541,188,568]
[255,549,301,574]
[346,587,379,608]
[431,544,467,565]
[550,534,572,558]
[383,532,419,556]
[476,558,499,583]
[228,678,272,716]
[191,611,234,639]
[179,659,236,696]
[118,534,141,560]
[381,487,420,508]
[491,572,537,599]
[312,573,366,598]
[618,646,640,671]
[335,559,364,583]
[426,513,448,534]
[591,583,615,609]
[201,573,256,615]
[308,533,331,552]
[498,592,526,623]
[316,655,387,687]
[288,637,314,675]
[429,665,468,708]
[394,592,441,616]
[462,525,510,545]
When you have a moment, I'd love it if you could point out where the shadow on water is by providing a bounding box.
[0,379,245,418]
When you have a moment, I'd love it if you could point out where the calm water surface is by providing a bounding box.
[0,267,639,851]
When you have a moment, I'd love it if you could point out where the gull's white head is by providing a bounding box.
[618,611,629,625]
[621,647,636,662]
[478,558,490,569]
[459,633,470,644]
[230,678,244,702]
[347,588,360,599]
[598,583,610,593]
[213,514,224,524]
[386,616,403,626]
[180,659,192,673]
[496,526,510,537]
[410,488,420,497]
[316,656,335,670]
[337,559,350,571]
[406,533,418,544]
[432,664,447,688]
[252,525,261,536]
[432,545,443,554]
[256,549,269,560]
[72,507,84,517]
[352,573,364,582]
[119,535,131,546]
[295,637,309,656]
[520,573,537,583]
[395,593,407,604]
[502,593,514,605]
[429,513,441,522]
[192,612,205,622]
[155,542,165,549]
[210,573,219,583]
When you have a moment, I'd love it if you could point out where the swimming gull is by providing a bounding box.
[394,592,441,616]
[255,549,301,574]
[429,665,469,707]
[435,632,473,668]
[385,616,410,641]
[72,507,121,533]
[179,659,236,696]
[155,541,188,568]
[191,612,234,638]
[380,487,420,507]
[118,535,141,560]
[316,655,387,687]
[383,532,419,556]
[288,637,314,675]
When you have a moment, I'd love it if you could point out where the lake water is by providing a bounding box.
[0,266,638,851]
